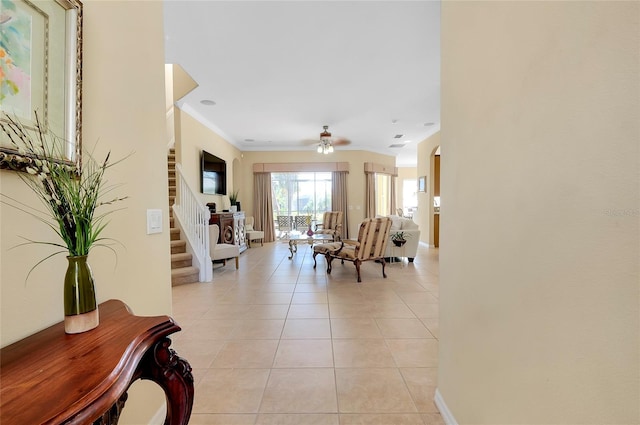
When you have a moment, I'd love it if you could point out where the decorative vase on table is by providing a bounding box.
[64,255,99,334]
[0,113,128,336]
[393,239,407,247]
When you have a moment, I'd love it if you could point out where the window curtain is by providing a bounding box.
[332,171,349,239]
[390,175,397,216]
[365,172,376,218]
[253,172,276,242]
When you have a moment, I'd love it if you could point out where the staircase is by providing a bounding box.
[168,148,200,286]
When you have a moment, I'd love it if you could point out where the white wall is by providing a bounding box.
[1,1,171,423]
[438,2,639,424]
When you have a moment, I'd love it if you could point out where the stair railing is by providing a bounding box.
[172,163,212,282]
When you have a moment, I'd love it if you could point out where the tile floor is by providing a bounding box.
[171,238,442,425]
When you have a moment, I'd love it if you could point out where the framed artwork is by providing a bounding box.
[418,176,426,192]
[0,0,83,172]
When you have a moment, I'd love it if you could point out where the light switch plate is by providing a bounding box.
[146,209,163,234]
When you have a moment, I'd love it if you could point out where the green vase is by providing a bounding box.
[64,255,99,334]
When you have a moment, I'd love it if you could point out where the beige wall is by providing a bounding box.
[176,109,243,211]
[439,2,639,424]
[1,1,171,423]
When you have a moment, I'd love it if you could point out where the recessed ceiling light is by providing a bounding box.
[394,134,403,139]
[244,138,255,142]
[200,99,216,106]
[389,143,405,148]
[424,122,434,126]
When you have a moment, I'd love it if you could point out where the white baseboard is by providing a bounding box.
[149,402,166,424]
[435,388,458,425]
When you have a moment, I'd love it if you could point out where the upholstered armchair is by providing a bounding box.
[209,224,239,270]
[245,216,264,247]
[313,217,391,282]
[314,211,343,241]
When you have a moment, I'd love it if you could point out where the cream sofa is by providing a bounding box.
[383,215,420,262]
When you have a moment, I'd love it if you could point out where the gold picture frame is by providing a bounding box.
[0,0,83,172]
[418,176,426,192]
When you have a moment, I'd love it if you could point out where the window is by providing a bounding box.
[375,173,391,216]
[403,179,417,212]
[272,172,332,222]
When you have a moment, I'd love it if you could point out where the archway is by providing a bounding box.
[430,145,440,247]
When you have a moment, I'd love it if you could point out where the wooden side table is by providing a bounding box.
[0,299,193,425]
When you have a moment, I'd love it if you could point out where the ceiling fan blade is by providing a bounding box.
[333,138,351,146]
[302,138,321,146]
[302,126,351,147]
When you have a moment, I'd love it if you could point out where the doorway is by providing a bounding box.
[432,146,440,247]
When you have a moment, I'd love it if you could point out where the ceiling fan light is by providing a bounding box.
[320,125,331,140]
[314,125,337,154]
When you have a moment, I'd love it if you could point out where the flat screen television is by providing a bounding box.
[201,150,227,195]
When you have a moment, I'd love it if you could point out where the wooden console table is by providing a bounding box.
[0,299,194,425]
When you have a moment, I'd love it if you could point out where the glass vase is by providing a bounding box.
[64,255,99,334]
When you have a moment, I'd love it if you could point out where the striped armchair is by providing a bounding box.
[314,217,391,282]
[314,211,343,241]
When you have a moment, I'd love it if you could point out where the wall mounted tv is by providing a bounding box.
[201,150,227,195]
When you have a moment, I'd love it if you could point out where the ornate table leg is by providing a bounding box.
[138,338,194,425]
[93,393,128,425]
[288,239,298,259]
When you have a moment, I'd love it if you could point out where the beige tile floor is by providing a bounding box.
[171,238,442,425]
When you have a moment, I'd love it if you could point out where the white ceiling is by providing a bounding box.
[163,1,441,167]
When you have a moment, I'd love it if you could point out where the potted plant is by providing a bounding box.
[0,113,127,334]
[390,231,411,247]
[229,190,239,212]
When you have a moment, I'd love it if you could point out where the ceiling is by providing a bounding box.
[163,1,440,167]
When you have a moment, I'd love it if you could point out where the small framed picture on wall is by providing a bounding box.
[418,176,427,192]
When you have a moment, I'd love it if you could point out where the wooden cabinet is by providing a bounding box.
[210,212,247,253]
[234,213,247,252]
[210,212,234,243]
[434,154,440,197]
[433,154,441,248]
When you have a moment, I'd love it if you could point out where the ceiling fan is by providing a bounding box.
[303,125,351,154]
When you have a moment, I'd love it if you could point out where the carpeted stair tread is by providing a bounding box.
[171,240,186,254]
[171,252,192,268]
[171,266,199,286]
